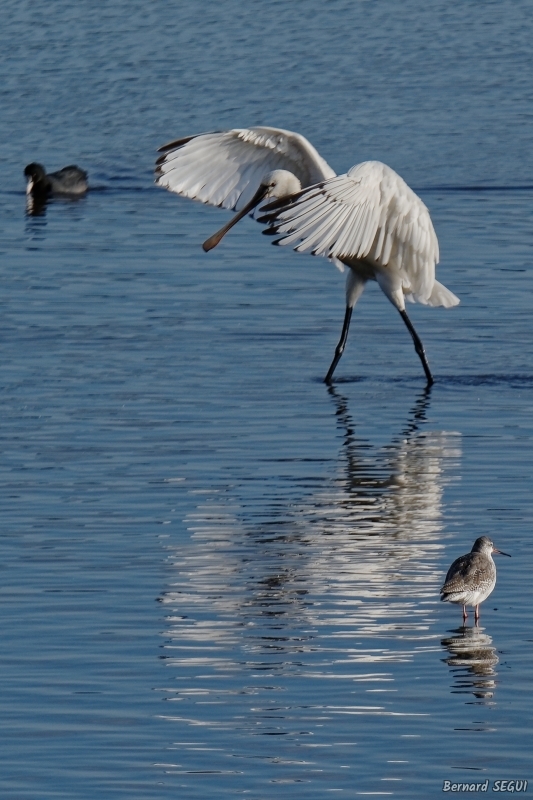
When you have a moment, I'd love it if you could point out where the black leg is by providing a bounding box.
[325,306,353,383]
[399,309,434,386]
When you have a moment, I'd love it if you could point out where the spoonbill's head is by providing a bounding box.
[24,162,47,195]
[261,169,302,199]
[471,536,510,557]
[202,169,302,252]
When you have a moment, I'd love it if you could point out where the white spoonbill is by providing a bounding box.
[155,127,459,384]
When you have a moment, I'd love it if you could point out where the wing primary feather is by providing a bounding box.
[157,133,206,154]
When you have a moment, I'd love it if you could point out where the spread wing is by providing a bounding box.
[155,126,336,212]
[261,161,449,306]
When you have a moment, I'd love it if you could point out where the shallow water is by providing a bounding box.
[1,0,533,797]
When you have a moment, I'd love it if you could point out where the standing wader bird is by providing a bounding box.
[155,126,459,384]
[441,536,510,624]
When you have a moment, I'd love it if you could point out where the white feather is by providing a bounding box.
[268,160,456,310]
[156,126,335,212]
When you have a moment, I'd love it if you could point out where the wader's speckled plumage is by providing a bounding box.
[441,536,510,623]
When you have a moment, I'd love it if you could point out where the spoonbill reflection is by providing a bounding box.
[155,126,459,384]
[161,387,462,640]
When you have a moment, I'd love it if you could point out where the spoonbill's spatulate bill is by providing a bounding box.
[24,163,88,198]
[155,127,459,384]
[440,536,510,623]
